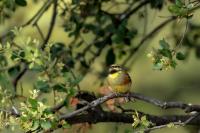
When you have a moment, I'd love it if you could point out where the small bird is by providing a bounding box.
[107,64,132,93]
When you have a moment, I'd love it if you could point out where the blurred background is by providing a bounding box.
[0,0,200,132]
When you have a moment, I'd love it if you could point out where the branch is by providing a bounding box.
[142,112,200,133]
[119,0,150,20]
[122,16,177,65]
[12,64,28,94]
[59,92,200,120]
[0,0,53,42]
[122,4,200,66]
[64,111,200,126]
[23,0,53,27]
[41,0,58,49]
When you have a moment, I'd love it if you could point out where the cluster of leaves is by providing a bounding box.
[0,27,81,95]
[132,111,153,132]
[58,0,138,67]
[168,0,196,18]
[147,39,186,70]
[0,86,16,131]
[0,89,69,132]
[0,0,27,23]
[19,90,58,132]
[0,26,82,131]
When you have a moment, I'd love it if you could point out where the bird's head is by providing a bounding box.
[108,64,124,74]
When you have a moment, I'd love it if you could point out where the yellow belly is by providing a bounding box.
[107,72,131,93]
[112,84,131,93]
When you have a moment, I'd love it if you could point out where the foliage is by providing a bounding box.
[132,111,153,132]
[147,38,186,70]
[19,90,62,132]
[0,0,27,23]
[0,0,199,132]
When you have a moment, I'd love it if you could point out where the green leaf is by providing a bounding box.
[53,84,67,92]
[176,52,186,60]
[106,48,116,66]
[28,98,38,109]
[168,5,180,14]
[70,76,83,87]
[170,60,177,69]
[159,49,172,59]
[15,0,27,6]
[35,80,50,93]
[175,0,184,7]
[11,50,25,61]
[159,39,170,49]
[50,42,65,60]
[67,87,77,96]
[8,65,20,77]
[41,121,52,130]
[62,121,71,128]
[150,0,164,9]
[167,123,175,128]
[111,34,123,44]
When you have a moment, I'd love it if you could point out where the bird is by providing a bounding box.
[107,64,132,94]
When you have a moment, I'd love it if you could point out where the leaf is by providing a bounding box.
[8,65,20,77]
[106,48,116,66]
[61,120,71,128]
[111,34,123,44]
[159,39,170,49]
[159,49,172,59]
[50,42,65,60]
[168,5,181,14]
[28,98,38,109]
[170,60,177,69]
[175,0,184,7]
[150,0,164,9]
[41,121,52,130]
[53,84,67,92]
[167,123,175,128]
[67,87,77,96]
[15,0,27,6]
[70,76,83,87]
[176,52,186,60]
[35,80,50,93]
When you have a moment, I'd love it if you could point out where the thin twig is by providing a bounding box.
[41,0,58,49]
[122,16,177,66]
[22,0,53,27]
[173,18,189,52]
[142,112,200,133]
[34,23,45,40]
[119,0,150,20]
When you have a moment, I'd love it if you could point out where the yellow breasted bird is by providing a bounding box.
[107,64,132,93]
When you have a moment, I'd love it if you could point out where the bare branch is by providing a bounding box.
[59,92,200,120]
[41,0,58,49]
[12,64,28,95]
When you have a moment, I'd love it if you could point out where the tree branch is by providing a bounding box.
[12,64,28,94]
[64,111,200,126]
[41,0,58,49]
[59,92,200,120]
[122,16,177,65]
